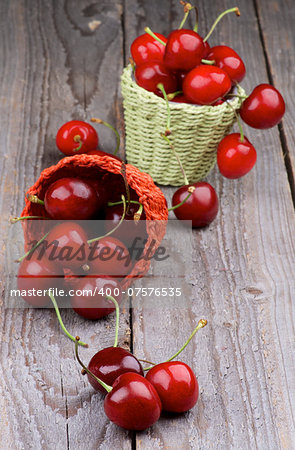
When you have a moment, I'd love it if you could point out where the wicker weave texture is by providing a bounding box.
[121,65,246,186]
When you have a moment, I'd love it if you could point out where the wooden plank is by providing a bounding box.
[0,1,132,449]
[124,0,295,448]
[252,0,295,195]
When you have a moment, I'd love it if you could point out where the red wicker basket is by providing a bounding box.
[21,154,168,288]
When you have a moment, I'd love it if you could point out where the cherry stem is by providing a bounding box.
[73,135,83,152]
[10,215,49,223]
[144,27,166,46]
[168,186,195,211]
[226,100,244,142]
[193,3,199,32]
[120,162,131,214]
[143,319,207,371]
[107,199,140,207]
[16,231,50,263]
[139,359,156,366]
[106,295,120,348]
[75,337,112,393]
[161,134,189,186]
[91,117,121,156]
[167,90,183,100]
[203,7,240,42]
[178,2,194,30]
[26,194,45,206]
[87,195,127,244]
[134,203,143,222]
[201,59,215,65]
[48,293,88,347]
[157,82,171,131]
[226,93,248,99]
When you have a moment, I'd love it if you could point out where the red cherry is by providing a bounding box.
[174,70,188,89]
[183,65,232,105]
[71,276,121,320]
[87,236,133,278]
[172,182,219,227]
[202,41,211,58]
[104,202,147,247]
[135,62,177,96]
[45,222,88,270]
[164,29,205,71]
[171,94,190,103]
[44,177,103,220]
[17,255,58,307]
[56,120,98,156]
[87,149,122,162]
[87,347,144,394]
[217,133,257,179]
[207,45,246,83]
[146,361,198,413]
[131,33,167,65]
[104,373,162,430]
[240,84,285,129]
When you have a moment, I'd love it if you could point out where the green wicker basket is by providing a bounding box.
[121,65,246,186]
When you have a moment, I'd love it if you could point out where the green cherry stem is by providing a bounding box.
[204,7,240,42]
[10,215,50,223]
[178,2,194,30]
[48,293,88,347]
[91,117,121,156]
[161,134,189,186]
[201,59,215,65]
[139,359,156,366]
[120,162,131,214]
[108,199,140,207]
[144,27,166,46]
[87,195,127,244]
[106,295,120,348]
[73,135,83,152]
[26,194,45,206]
[167,90,183,100]
[75,337,112,393]
[16,231,50,263]
[167,186,195,211]
[143,319,207,371]
[225,100,244,142]
[157,83,171,132]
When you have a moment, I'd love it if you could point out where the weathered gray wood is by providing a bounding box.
[0,1,131,449]
[254,0,295,195]
[124,0,295,448]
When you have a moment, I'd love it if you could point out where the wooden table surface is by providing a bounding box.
[1,0,295,449]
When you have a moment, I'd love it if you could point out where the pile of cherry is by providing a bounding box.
[74,313,207,431]
[129,2,285,225]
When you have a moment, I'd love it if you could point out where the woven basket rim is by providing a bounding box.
[122,64,245,114]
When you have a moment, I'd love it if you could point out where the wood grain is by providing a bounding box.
[124,0,295,448]
[0,1,131,449]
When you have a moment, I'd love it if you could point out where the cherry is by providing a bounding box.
[71,276,121,320]
[87,149,122,162]
[44,222,88,270]
[75,338,162,431]
[131,32,167,65]
[104,372,162,430]
[87,236,133,278]
[183,65,232,105]
[240,84,285,129]
[17,254,58,307]
[172,182,219,228]
[44,177,103,220]
[56,120,98,156]
[171,94,190,104]
[207,45,246,84]
[164,29,204,72]
[87,347,144,394]
[146,361,198,413]
[104,202,147,247]
[135,62,177,96]
[202,41,211,58]
[217,133,257,179]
